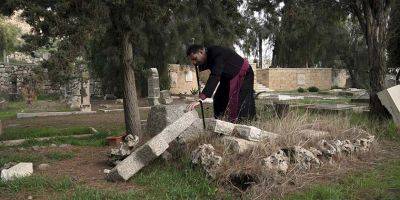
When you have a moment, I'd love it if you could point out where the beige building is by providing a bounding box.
[168,64,198,95]
[256,68,350,91]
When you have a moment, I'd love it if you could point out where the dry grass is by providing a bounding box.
[182,108,392,199]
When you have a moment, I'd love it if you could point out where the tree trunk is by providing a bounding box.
[258,35,263,69]
[363,3,390,116]
[121,33,141,137]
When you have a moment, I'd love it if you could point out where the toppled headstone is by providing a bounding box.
[378,85,400,127]
[233,125,262,141]
[115,99,124,104]
[221,136,257,154]
[160,90,173,105]
[146,104,187,136]
[147,68,160,106]
[178,118,206,144]
[191,144,222,179]
[261,150,289,174]
[106,110,199,181]
[207,119,235,135]
[1,162,33,181]
[233,125,279,141]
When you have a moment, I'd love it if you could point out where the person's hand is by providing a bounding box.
[187,101,200,111]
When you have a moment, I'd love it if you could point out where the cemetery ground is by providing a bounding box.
[0,95,399,199]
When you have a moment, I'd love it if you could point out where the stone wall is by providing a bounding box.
[0,62,56,95]
[256,68,333,91]
[168,64,198,95]
[0,62,103,99]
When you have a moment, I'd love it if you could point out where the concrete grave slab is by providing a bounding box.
[17,111,96,119]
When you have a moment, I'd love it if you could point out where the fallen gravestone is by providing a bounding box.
[1,162,33,181]
[106,110,199,181]
[378,85,400,127]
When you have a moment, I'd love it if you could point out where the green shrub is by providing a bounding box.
[307,86,320,92]
[297,87,306,93]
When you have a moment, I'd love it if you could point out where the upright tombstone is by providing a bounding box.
[147,68,160,106]
[68,77,82,109]
[80,67,91,112]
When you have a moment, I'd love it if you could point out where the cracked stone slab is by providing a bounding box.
[106,110,199,181]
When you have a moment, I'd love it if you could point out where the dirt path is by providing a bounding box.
[36,146,137,190]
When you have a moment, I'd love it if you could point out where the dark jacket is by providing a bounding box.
[199,46,244,97]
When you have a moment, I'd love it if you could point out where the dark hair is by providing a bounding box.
[186,44,204,56]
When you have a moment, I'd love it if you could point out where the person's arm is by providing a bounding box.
[199,55,223,100]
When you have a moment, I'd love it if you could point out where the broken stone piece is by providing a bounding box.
[291,146,320,170]
[309,147,322,157]
[261,150,289,174]
[191,144,222,179]
[125,134,139,148]
[317,140,337,159]
[221,136,257,154]
[1,162,33,181]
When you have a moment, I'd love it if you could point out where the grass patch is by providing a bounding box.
[18,131,121,147]
[0,101,25,120]
[0,175,73,197]
[0,159,221,199]
[0,126,93,141]
[131,158,220,199]
[0,153,44,166]
[0,101,73,120]
[285,160,400,200]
